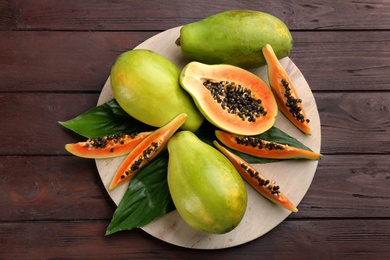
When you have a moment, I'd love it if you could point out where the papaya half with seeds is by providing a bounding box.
[215,130,322,160]
[262,44,311,135]
[180,61,278,136]
[110,49,204,132]
[167,131,247,234]
[214,141,298,212]
[177,10,293,69]
[65,132,152,159]
[109,113,187,191]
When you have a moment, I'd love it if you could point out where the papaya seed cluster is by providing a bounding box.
[120,141,160,180]
[85,133,138,151]
[240,162,280,195]
[203,80,267,122]
[281,79,310,124]
[235,136,285,151]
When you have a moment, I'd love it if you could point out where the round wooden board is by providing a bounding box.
[95,26,322,249]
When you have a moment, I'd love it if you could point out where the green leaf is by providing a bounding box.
[105,150,174,235]
[257,127,312,151]
[59,99,153,138]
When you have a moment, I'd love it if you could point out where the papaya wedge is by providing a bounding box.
[214,140,298,212]
[65,132,152,159]
[109,113,187,190]
[215,130,322,160]
[262,43,311,135]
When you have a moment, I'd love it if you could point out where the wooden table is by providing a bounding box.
[1,1,389,259]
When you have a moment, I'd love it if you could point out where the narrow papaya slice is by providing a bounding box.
[262,44,311,135]
[109,113,187,190]
[180,61,278,136]
[215,130,322,160]
[214,141,298,212]
[65,132,152,159]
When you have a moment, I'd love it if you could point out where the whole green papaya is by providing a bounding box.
[177,10,293,69]
[110,49,204,132]
[167,131,247,234]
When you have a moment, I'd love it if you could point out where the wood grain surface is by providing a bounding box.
[1,0,389,258]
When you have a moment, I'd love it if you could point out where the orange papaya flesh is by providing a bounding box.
[108,113,187,190]
[180,61,278,136]
[214,140,298,212]
[215,130,322,160]
[262,44,311,135]
[65,132,152,159]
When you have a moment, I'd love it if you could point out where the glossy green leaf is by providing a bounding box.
[105,150,174,235]
[59,99,153,138]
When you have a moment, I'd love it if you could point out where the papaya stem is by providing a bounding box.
[175,37,181,46]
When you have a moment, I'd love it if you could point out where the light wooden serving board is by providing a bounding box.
[95,26,322,249]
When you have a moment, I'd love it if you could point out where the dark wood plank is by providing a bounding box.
[1,92,389,155]
[0,156,115,221]
[0,93,100,155]
[293,154,390,218]
[290,31,390,92]
[1,31,389,92]
[1,0,389,31]
[1,155,389,221]
[1,220,389,258]
[315,91,390,154]
[0,31,157,92]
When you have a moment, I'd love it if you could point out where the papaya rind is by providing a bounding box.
[179,10,293,69]
[168,131,247,234]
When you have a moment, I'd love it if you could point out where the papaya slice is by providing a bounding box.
[180,61,278,136]
[262,44,311,135]
[215,130,322,160]
[65,132,152,159]
[214,140,298,212]
[109,113,187,190]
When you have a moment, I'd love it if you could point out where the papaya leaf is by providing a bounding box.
[59,99,153,138]
[105,150,174,235]
[257,127,313,151]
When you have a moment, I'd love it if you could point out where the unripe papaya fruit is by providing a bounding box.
[177,10,293,69]
[110,49,204,132]
[167,131,247,234]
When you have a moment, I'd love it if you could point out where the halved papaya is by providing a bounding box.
[214,140,298,212]
[180,61,278,136]
[262,44,311,135]
[215,130,322,160]
[65,132,152,159]
[109,113,187,190]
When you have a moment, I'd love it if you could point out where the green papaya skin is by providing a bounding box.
[110,49,204,132]
[167,131,247,234]
[178,10,293,69]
